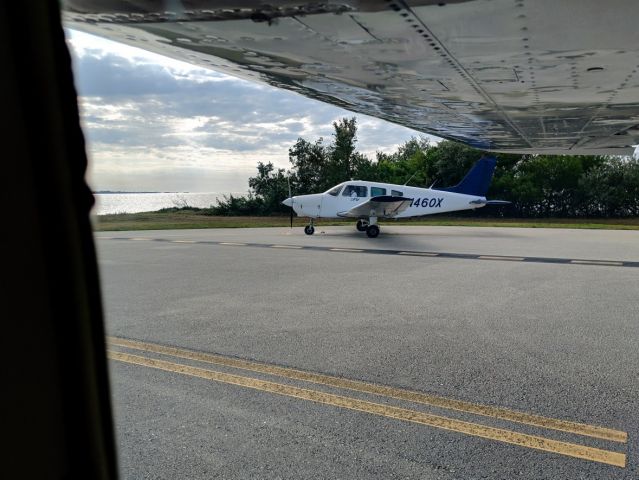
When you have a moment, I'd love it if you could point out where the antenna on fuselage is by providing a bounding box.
[403,171,418,186]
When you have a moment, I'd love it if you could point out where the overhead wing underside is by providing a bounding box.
[338,196,413,218]
[63,0,639,155]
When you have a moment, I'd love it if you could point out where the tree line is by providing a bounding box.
[212,117,639,218]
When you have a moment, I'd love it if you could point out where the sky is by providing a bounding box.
[66,30,435,193]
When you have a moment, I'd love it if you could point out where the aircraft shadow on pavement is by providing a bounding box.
[300,225,520,239]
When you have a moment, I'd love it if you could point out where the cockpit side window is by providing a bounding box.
[327,185,343,196]
[341,185,368,198]
[391,189,403,197]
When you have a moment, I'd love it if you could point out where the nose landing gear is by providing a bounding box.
[304,219,315,235]
[356,219,368,232]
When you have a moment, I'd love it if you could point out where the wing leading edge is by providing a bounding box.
[338,196,413,219]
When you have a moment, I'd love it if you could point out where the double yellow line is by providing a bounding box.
[107,337,627,467]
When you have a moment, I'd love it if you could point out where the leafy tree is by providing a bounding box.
[425,140,484,187]
[580,157,639,217]
[375,136,433,186]
[288,137,327,194]
[328,117,358,182]
[247,162,289,214]
[211,193,265,216]
[215,117,639,218]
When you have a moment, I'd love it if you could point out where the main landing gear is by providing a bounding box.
[366,224,380,238]
[357,217,380,238]
[304,219,315,235]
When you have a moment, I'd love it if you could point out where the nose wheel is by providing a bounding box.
[304,219,315,235]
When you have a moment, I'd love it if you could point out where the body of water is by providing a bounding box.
[93,192,244,215]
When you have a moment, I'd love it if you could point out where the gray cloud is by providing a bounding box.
[73,52,183,96]
[69,35,436,192]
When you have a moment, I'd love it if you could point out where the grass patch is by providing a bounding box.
[93,211,639,231]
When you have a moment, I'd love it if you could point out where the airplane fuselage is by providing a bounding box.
[287,181,485,219]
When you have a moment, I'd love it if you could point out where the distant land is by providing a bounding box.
[94,190,184,194]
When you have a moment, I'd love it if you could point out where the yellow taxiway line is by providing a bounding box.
[108,350,626,467]
[107,337,627,444]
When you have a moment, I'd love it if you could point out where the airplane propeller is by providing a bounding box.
[287,174,293,228]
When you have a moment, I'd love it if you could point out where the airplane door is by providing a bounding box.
[326,184,368,217]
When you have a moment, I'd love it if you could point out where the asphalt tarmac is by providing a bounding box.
[95,226,639,479]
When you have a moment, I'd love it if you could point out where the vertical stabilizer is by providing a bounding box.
[435,157,497,196]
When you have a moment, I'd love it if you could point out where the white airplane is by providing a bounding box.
[282,157,509,238]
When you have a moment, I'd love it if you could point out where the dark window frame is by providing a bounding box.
[371,187,387,197]
[341,185,368,198]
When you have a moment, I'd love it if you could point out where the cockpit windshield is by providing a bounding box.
[326,184,344,196]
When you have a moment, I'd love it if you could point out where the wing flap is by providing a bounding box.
[338,196,413,218]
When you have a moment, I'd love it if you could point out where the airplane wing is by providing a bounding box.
[62,0,639,155]
[338,196,413,218]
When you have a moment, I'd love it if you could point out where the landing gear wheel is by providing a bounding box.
[304,225,315,235]
[366,225,380,238]
[356,220,367,232]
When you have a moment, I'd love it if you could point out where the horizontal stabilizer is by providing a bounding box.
[469,199,511,206]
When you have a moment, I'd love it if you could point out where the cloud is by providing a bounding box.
[73,53,181,96]
[68,30,437,192]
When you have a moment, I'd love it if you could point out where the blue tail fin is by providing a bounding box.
[436,157,497,196]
